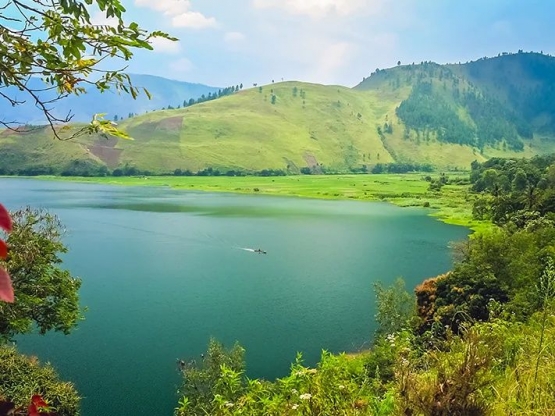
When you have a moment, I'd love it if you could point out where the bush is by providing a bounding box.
[0,346,80,416]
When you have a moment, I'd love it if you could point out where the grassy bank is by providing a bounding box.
[35,173,487,231]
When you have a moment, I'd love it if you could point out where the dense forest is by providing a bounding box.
[395,79,530,151]
[365,52,555,153]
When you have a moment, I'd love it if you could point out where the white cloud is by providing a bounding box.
[252,0,385,19]
[150,37,181,54]
[172,11,217,29]
[90,11,118,27]
[224,31,246,43]
[134,0,217,29]
[169,57,194,74]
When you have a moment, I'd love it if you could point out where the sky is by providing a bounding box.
[97,0,555,88]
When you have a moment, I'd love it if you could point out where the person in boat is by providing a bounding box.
[254,248,267,254]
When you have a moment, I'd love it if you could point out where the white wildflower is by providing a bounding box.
[224,401,234,408]
[299,393,312,400]
[291,404,299,410]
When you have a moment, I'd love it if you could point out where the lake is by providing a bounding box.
[0,178,469,416]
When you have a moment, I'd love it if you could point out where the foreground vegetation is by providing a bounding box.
[174,155,555,415]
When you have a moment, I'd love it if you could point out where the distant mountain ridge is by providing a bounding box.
[0,74,220,124]
[2,51,555,175]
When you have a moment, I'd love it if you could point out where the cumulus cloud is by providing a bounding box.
[252,0,385,18]
[134,0,217,29]
[149,37,181,54]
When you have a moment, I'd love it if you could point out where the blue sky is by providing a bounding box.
[101,0,555,88]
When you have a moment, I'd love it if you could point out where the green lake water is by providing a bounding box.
[0,178,469,416]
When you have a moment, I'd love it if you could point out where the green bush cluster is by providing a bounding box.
[0,346,80,416]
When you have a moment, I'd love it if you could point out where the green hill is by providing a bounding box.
[2,52,555,175]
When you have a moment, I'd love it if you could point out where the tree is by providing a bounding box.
[512,169,528,192]
[0,0,175,139]
[271,94,276,105]
[177,338,245,416]
[373,278,414,335]
[0,208,82,342]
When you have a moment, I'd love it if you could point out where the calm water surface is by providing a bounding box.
[0,178,469,416]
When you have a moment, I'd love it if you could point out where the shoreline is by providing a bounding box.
[4,173,487,231]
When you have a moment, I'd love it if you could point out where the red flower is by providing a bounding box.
[0,203,12,303]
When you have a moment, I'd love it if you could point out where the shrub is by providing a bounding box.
[0,346,80,416]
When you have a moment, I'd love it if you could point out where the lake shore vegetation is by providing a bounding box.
[31,172,487,231]
[174,155,555,415]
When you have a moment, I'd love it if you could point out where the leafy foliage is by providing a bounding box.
[0,345,80,415]
[470,155,555,227]
[176,339,396,416]
[371,162,434,174]
[0,0,174,138]
[373,278,415,336]
[0,207,82,343]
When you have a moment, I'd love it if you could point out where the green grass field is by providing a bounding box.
[44,173,488,231]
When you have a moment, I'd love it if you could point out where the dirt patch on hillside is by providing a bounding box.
[303,152,323,173]
[89,137,122,168]
[159,116,183,131]
[134,116,183,137]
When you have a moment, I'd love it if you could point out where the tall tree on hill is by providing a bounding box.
[0,0,175,139]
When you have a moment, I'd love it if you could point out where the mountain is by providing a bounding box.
[2,52,555,175]
[0,74,220,124]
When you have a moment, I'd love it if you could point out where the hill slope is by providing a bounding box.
[2,52,555,174]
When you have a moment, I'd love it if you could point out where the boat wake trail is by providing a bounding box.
[235,247,255,252]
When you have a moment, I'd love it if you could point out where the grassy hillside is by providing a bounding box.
[2,52,555,174]
[117,82,401,172]
[0,126,106,175]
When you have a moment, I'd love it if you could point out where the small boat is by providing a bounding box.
[254,248,267,254]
